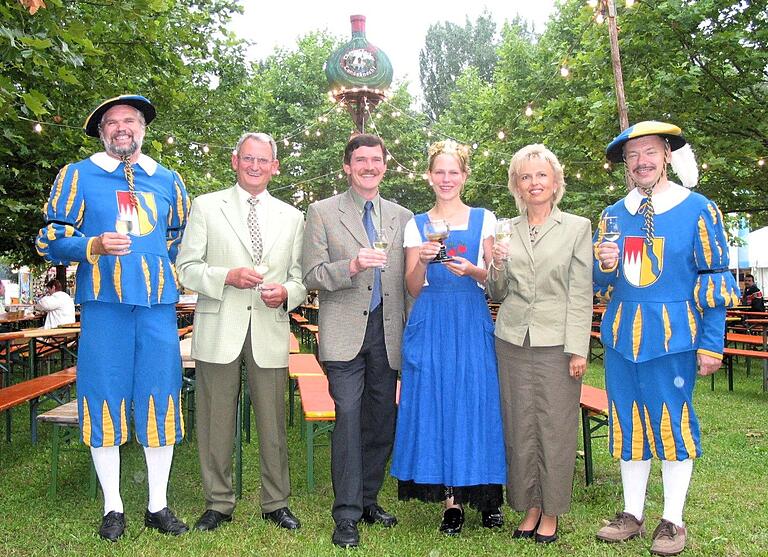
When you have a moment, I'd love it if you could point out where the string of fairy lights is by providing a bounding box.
[16,0,767,200]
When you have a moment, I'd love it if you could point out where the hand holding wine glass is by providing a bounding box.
[494,218,513,261]
[254,261,269,291]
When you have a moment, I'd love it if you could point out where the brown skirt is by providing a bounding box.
[495,336,581,515]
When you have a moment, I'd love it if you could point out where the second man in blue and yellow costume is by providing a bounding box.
[593,121,739,556]
[35,95,190,542]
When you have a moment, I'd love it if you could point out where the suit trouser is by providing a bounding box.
[324,305,398,523]
[195,326,290,515]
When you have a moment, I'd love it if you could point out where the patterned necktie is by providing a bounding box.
[247,197,263,262]
[363,200,381,311]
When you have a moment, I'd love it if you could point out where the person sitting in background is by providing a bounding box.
[742,274,765,311]
[35,279,76,328]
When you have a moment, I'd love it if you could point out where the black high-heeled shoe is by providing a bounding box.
[534,517,558,544]
[439,507,464,535]
[481,508,504,529]
[512,513,541,539]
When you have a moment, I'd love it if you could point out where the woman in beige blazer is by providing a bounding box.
[487,144,592,544]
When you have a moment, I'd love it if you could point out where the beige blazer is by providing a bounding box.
[487,207,593,358]
[176,186,306,367]
[302,189,412,369]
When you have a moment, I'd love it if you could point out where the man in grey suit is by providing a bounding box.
[176,132,306,532]
[302,134,412,548]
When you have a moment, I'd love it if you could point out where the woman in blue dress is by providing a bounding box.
[391,140,506,534]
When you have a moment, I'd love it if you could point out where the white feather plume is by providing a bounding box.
[670,143,699,188]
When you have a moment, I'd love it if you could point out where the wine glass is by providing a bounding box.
[254,262,269,291]
[495,218,513,261]
[374,228,389,268]
[423,219,452,264]
[115,212,135,235]
[601,216,620,243]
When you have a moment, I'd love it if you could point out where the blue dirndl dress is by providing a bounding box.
[391,208,506,510]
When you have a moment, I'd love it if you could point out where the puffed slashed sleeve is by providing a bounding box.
[693,201,740,359]
[35,164,91,265]
[166,170,190,263]
[592,208,618,301]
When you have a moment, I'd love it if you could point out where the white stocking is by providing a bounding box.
[620,459,652,521]
[91,446,123,515]
[661,459,693,527]
[143,445,174,513]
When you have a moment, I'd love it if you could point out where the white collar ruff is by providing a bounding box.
[624,181,690,215]
[90,152,158,176]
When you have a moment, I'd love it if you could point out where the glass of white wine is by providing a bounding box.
[495,218,513,261]
[254,262,269,291]
[423,219,452,264]
[115,212,135,235]
[601,216,621,243]
[374,228,389,268]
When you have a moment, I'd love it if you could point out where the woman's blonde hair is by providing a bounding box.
[428,140,471,174]
[507,143,565,214]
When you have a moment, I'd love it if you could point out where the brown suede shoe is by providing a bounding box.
[650,519,687,556]
[596,512,646,542]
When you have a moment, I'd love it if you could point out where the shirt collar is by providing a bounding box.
[624,181,690,215]
[348,188,381,216]
[90,152,158,176]
[236,184,270,205]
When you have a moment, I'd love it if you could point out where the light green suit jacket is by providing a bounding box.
[176,186,306,367]
[487,207,593,358]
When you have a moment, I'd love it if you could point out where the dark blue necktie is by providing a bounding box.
[363,200,381,311]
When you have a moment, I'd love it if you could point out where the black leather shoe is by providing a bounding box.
[194,509,232,531]
[332,519,359,548]
[513,513,541,539]
[535,517,558,544]
[262,507,301,530]
[99,511,126,542]
[144,507,189,535]
[439,507,464,535]
[482,508,504,529]
[362,503,398,527]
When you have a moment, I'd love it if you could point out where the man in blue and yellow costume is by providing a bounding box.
[593,122,739,556]
[35,95,190,541]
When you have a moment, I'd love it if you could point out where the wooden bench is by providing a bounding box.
[287,353,324,427]
[289,312,309,334]
[299,323,319,347]
[714,347,768,392]
[588,331,603,362]
[297,372,400,491]
[0,366,77,443]
[580,384,609,486]
[36,400,97,498]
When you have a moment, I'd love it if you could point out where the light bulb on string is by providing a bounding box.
[603,162,610,170]
[560,66,570,78]
[202,144,210,154]
[166,136,175,145]
[483,150,490,157]
[625,0,635,6]
[701,163,709,170]
[596,12,605,24]
[408,173,414,179]
[525,104,533,117]
[500,160,506,166]
[283,138,290,146]
[304,130,310,136]
[497,130,506,140]
[394,139,400,145]
[315,130,321,137]
[337,173,343,179]
[588,0,598,7]
[33,122,42,133]
[333,189,338,195]
[576,172,582,179]
[472,143,478,150]
[205,172,212,179]
[759,159,765,167]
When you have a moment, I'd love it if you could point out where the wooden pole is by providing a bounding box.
[606,0,629,131]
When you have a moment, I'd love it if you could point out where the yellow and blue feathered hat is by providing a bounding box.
[605,121,687,163]
[83,94,156,138]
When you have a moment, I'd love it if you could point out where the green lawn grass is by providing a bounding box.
[1,354,767,556]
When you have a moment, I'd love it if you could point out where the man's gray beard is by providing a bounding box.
[101,135,142,158]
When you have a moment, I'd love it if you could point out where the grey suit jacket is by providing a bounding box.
[176,186,306,367]
[487,207,593,358]
[302,189,412,369]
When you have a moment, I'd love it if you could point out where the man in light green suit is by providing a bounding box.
[176,132,306,532]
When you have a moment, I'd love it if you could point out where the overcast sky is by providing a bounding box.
[230,1,556,97]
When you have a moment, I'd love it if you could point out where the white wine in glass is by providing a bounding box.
[115,215,135,235]
[373,228,389,268]
[495,218,513,260]
[254,263,269,291]
[423,219,452,263]
[602,216,621,242]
